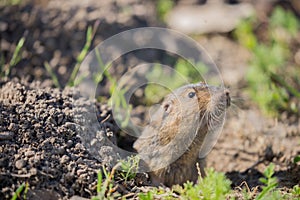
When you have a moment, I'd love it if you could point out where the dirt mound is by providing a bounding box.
[0,79,117,199]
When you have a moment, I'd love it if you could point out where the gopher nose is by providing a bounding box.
[224,89,231,107]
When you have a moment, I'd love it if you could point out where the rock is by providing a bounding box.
[60,155,70,164]
[25,150,35,157]
[67,140,73,147]
[0,131,14,140]
[29,168,38,176]
[166,2,254,34]
[15,159,26,169]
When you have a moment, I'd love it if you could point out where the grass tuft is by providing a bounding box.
[119,156,139,182]
[1,36,26,78]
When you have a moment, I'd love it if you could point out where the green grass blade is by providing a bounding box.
[68,22,99,87]
[44,61,61,88]
[255,182,278,200]
[22,182,29,199]
[6,36,25,77]
[11,183,25,200]
[97,171,102,194]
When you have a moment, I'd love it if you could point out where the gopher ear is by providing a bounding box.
[163,101,172,113]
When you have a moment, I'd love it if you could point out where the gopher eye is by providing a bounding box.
[188,92,196,98]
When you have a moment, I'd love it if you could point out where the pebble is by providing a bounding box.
[67,140,73,147]
[29,168,38,175]
[15,159,26,169]
[0,21,8,31]
[8,123,18,132]
[57,146,65,155]
[64,122,77,131]
[60,155,70,164]
[25,150,35,157]
[0,131,14,140]
[75,143,83,150]
[57,113,64,125]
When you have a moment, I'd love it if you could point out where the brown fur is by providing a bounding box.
[134,83,230,186]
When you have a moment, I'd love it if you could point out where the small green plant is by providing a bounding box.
[234,16,257,50]
[11,182,29,200]
[138,186,175,199]
[92,164,121,200]
[294,155,300,164]
[138,191,154,200]
[172,168,231,200]
[291,185,300,197]
[1,36,25,78]
[156,0,174,21]
[11,183,25,200]
[270,6,299,37]
[118,156,139,182]
[197,168,231,200]
[256,163,280,200]
[234,6,300,116]
[92,159,138,200]
[93,164,300,199]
